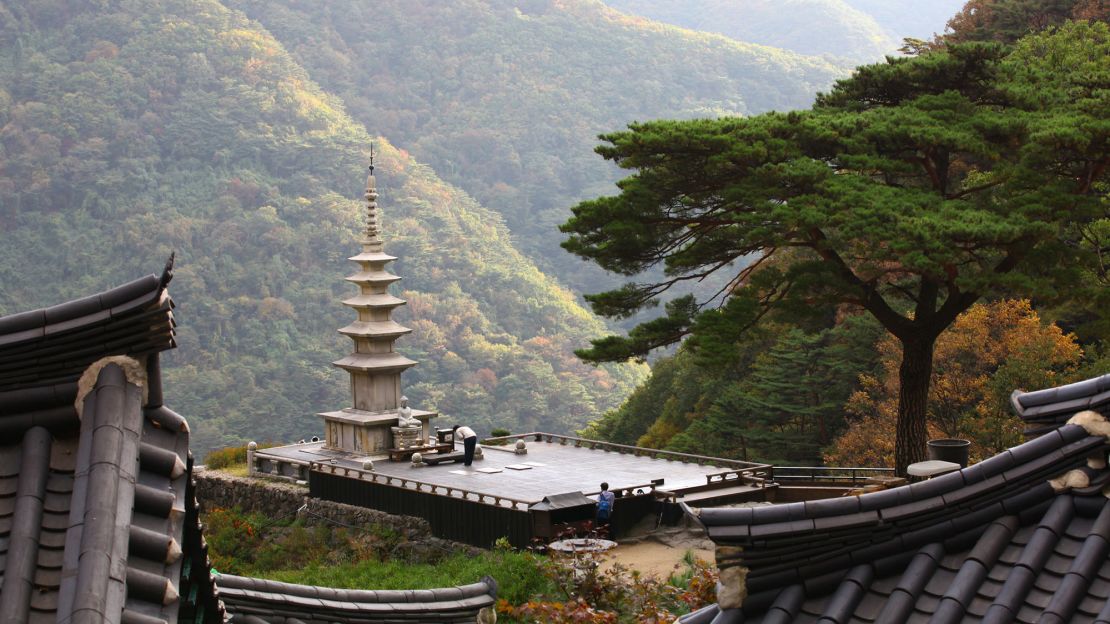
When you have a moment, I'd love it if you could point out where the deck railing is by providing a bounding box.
[771,465,895,484]
[705,467,768,488]
[482,432,774,478]
[307,461,534,510]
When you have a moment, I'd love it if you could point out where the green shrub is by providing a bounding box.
[485,428,513,445]
[204,442,275,469]
[204,508,267,574]
[203,507,407,576]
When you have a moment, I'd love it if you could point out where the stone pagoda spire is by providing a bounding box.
[319,160,436,455]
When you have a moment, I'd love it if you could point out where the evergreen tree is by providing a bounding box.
[562,23,1109,473]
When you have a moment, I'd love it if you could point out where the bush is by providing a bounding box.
[497,550,718,624]
[204,509,719,624]
[204,442,275,469]
[202,507,405,576]
[204,508,265,573]
[485,428,513,445]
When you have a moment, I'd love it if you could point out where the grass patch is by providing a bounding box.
[211,463,250,477]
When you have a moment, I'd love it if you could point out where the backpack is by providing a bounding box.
[597,493,613,519]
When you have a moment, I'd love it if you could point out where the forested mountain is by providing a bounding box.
[0,0,647,453]
[602,0,895,61]
[222,0,849,296]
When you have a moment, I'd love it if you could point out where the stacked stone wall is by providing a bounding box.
[194,470,475,558]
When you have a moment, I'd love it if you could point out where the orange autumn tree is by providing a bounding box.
[825,300,1081,467]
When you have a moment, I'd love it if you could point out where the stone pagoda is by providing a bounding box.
[318,165,436,455]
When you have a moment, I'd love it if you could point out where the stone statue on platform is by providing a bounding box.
[397,396,419,428]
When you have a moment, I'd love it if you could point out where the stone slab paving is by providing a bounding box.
[259,439,754,504]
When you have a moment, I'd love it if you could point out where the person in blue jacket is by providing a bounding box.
[596,482,615,535]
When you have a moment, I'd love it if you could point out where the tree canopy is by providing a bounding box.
[562,22,1109,473]
[944,0,1110,44]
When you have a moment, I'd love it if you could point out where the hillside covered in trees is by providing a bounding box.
[0,0,880,454]
[223,0,850,296]
[0,0,659,453]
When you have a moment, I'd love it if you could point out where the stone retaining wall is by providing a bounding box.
[194,469,476,559]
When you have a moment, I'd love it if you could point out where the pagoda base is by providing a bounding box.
[391,426,425,449]
[318,407,437,455]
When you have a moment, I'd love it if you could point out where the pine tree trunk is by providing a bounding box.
[895,338,935,475]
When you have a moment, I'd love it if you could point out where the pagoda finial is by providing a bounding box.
[363,145,382,250]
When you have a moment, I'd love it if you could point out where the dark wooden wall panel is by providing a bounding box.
[310,471,533,548]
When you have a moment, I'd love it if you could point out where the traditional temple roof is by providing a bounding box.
[0,263,219,624]
[0,259,174,399]
[1,265,493,624]
[680,376,1110,624]
[217,574,498,623]
[1013,374,1110,439]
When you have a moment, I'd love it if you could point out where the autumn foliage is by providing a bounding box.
[826,300,1082,467]
[496,551,718,624]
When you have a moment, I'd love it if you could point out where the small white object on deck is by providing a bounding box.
[906,460,961,478]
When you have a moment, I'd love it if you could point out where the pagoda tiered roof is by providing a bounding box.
[346,271,403,288]
[348,251,398,263]
[332,352,418,373]
[341,292,408,309]
[337,320,413,339]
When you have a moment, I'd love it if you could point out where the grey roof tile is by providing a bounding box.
[0,271,225,624]
[686,376,1110,623]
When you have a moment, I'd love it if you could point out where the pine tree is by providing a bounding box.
[562,23,1109,473]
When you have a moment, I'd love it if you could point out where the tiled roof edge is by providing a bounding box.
[1011,374,1110,435]
[696,421,1110,599]
[0,269,177,415]
[0,274,161,337]
[697,424,1095,529]
[216,573,498,621]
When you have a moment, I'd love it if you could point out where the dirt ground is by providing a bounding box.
[599,540,714,578]
[596,522,716,578]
